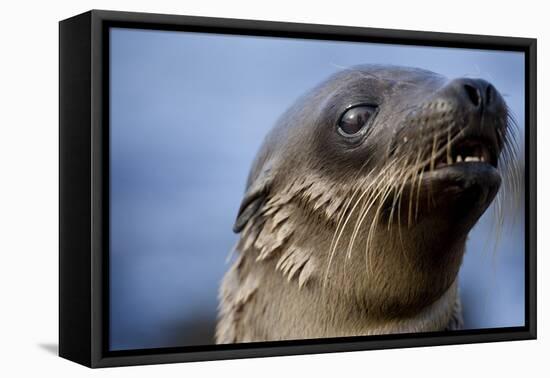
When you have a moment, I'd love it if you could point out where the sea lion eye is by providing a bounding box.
[337,105,376,137]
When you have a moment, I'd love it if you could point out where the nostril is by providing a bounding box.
[485,84,494,105]
[463,83,481,107]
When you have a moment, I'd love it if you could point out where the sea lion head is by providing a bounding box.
[232,65,519,318]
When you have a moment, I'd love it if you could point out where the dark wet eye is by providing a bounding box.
[337,105,377,137]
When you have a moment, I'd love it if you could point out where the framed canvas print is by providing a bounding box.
[59,10,536,368]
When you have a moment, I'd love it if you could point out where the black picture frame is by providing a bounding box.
[59,9,537,368]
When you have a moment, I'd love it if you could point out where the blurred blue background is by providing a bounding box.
[109,28,525,351]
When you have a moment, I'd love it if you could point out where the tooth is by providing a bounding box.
[456,155,463,162]
[481,156,485,162]
[447,153,453,165]
[465,156,480,162]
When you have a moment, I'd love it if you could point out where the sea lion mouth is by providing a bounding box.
[391,124,503,217]
[402,128,503,217]
[431,136,498,170]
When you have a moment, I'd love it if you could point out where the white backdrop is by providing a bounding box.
[0,0,546,376]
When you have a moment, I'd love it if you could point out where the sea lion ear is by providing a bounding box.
[233,189,267,233]
[233,164,273,233]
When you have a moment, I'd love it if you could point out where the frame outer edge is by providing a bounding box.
[59,11,93,367]
[528,38,537,339]
[71,9,537,368]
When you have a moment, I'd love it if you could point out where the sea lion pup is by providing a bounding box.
[216,65,519,343]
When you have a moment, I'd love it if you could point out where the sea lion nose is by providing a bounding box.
[443,78,497,111]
